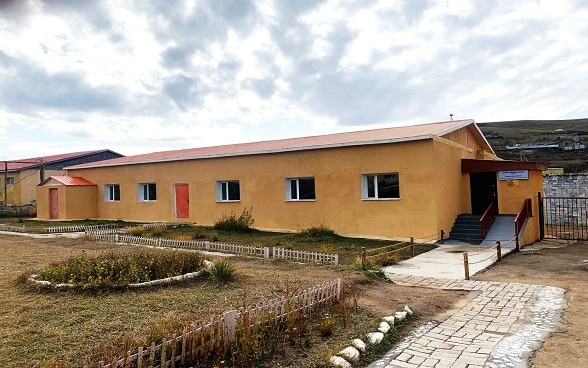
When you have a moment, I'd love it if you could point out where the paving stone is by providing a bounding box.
[368,272,566,368]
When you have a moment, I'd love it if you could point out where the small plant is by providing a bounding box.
[209,260,236,282]
[175,235,193,241]
[214,207,254,232]
[210,233,220,242]
[353,257,387,279]
[316,313,336,337]
[149,225,167,237]
[319,244,335,254]
[299,225,337,239]
[128,226,145,237]
[192,230,207,239]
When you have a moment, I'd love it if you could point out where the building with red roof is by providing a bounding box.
[1,149,123,206]
[36,120,544,245]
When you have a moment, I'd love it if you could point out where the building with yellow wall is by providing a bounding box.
[2,150,123,207]
[37,120,545,245]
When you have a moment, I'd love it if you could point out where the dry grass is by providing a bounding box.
[0,234,459,368]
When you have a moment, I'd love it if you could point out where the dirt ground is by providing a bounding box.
[0,233,461,367]
[473,239,588,368]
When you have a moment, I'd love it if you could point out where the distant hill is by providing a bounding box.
[477,119,588,173]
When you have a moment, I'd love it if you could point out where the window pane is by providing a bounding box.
[377,173,399,198]
[298,178,315,200]
[290,180,298,200]
[366,175,375,198]
[221,182,228,201]
[228,181,240,200]
[113,185,120,200]
[143,184,148,200]
[148,184,157,200]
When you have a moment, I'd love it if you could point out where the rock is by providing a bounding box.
[367,331,384,344]
[203,260,214,270]
[404,305,413,315]
[329,355,352,368]
[395,311,407,322]
[378,321,391,333]
[338,346,360,362]
[352,338,366,352]
[383,315,395,325]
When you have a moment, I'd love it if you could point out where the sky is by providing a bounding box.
[0,0,587,160]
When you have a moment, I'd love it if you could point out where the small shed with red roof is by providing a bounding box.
[37,176,97,220]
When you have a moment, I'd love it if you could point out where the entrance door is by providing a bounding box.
[470,172,498,215]
[174,184,189,218]
[49,188,59,219]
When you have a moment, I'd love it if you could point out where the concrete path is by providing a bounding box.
[382,243,516,280]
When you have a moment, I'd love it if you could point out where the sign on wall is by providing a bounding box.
[499,170,528,180]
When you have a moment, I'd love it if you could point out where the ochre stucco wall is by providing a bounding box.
[69,140,449,240]
[497,170,543,245]
[64,186,97,219]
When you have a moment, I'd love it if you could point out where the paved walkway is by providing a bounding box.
[382,243,516,280]
[369,274,566,368]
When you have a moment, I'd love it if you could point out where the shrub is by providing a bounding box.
[209,260,236,282]
[148,225,167,237]
[299,225,337,239]
[34,249,204,289]
[128,226,145,237]
[213,207,254,232]
[192,230,207,239]
[316,313,336,337]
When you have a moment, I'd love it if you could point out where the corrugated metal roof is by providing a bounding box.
[3,150,119,171]
[68,119,480,169]
[45,176,97,186]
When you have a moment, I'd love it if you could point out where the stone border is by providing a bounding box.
[27,260,214,289]
[329,305,414,367]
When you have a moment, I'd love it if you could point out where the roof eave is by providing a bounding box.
[66,135,433,170]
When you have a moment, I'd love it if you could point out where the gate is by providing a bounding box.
[540,194,588,240]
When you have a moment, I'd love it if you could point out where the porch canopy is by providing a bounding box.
[461,159,547,173]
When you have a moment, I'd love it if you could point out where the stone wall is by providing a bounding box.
[543,174,588,228]
[543,173,588,197]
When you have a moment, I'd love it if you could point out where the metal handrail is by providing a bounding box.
[480,202,495,238]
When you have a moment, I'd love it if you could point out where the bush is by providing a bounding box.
[214,207,254,232]
[299,225,337,239]
[128,226,145,237]
[34,250,204,288]
[148,225,167,237]
[209,260,236,282]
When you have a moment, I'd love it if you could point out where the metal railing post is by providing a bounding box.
[496,241,502,261]
[410,237,415,257]
[440,229,445,244]
[361,247,367,268]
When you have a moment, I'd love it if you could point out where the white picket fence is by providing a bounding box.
[273,247,339,265]
[99,278,341,368]
[0,224,26,232]
[87,232,339,265]
[44,222,166,234]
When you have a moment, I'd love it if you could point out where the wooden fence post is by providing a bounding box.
[334,254,339,266]
[463,252,469,280]
[496,241,502,262]
[160,338,167,368]
[361,247,367,268]
[410,237,415,257]
[223,310,237,344]
[137,347,143,368]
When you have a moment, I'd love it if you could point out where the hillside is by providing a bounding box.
[478,119,588,173]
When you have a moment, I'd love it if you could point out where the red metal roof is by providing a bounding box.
[68,119,482,169]
[3,150,116,171]
[46,176,97,186]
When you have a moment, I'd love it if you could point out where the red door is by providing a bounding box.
[49,188,58,219]
[174,184,189,218]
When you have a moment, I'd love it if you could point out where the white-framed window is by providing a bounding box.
[362,173,400,200]
[138,183,157,201]
[104,184,120,202]
[216,181,240,202]
[285,177,316,201]
[6,177,14,185]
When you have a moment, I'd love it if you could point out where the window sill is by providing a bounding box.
[104,200,120,202]
[362,198,400,201]
[216,200,241,203]
[138,200,157,202]
[285,199,316,202]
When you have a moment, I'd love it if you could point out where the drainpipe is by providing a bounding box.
[3,161,6,207]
